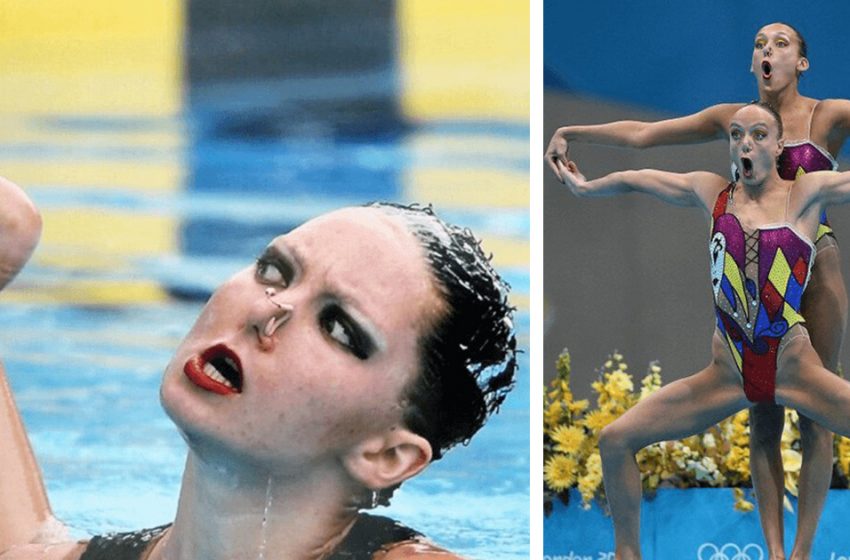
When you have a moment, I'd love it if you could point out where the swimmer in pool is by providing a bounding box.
[557,102,850,560]
[0,184,517,560]
[546,23,850,559]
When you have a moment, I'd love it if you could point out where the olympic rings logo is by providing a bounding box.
[697,543,764,560]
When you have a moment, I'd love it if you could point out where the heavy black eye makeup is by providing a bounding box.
[318,303,377,360]
[255,246,295,286]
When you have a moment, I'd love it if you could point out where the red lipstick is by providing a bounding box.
[183,344,244,395]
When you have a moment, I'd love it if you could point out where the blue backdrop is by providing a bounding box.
[545,1,850,128]
[545,489,850,560]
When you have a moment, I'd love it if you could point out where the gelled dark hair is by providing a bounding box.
[781,22,807,59]
[367,202,517,465]
[747,100,784,139]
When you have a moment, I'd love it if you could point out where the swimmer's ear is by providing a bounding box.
[342,428,433,490]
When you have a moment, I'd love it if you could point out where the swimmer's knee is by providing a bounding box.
[599,422,638,457]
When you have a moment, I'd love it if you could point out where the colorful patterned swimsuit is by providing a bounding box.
[710,184,815,402]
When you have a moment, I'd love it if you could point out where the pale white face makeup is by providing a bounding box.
[160,208,444,474]
[729,105,784,185]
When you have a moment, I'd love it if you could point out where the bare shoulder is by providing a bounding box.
[0,541,86,560]
[817,98,850,124]
[374,539,466,560]
[689,171,729,211]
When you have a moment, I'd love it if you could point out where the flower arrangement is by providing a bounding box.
[543,349,850,515]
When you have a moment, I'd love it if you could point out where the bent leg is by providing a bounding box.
[776,339,850,440]
[790,247,847,560]
[599,363,749,560]
[748,403,786,560]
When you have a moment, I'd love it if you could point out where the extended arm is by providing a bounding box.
[545,103,739,181]
[797,170,850,212]
[557,160,723,210]
[0,179,49,553]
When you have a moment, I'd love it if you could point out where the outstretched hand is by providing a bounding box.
[544,129,570,182]
[0,177,42,291]
[556,160,586,195]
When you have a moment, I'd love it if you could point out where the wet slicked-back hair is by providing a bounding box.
[368,203,517,464]
[748,100,784,139]
[781,21,808,58]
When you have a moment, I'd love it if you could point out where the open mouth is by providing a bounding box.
[741,157,754,178]
[183,344,244,395]
[761,60,772,80]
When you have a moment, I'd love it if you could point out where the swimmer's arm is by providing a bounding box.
[0,541,84,560]
[0,177,42,289]
[821,98,850,153]
[0,179,50,554]
[800,170,850,211]
[559,160,723,210]
[0,362,54,554]
[545,104,739,180]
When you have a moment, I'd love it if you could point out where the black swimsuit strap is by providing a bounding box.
[79,514,422,560]
[79,524,170,560]
[329,513,423,560]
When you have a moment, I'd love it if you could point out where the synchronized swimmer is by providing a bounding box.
[547,22,850,559]
[559,102,850,560]
[0,180,517,560]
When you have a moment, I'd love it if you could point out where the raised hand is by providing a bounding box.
[545,129,570,182]
[0,177,41,291]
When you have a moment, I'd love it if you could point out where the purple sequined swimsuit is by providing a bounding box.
[777,102,839,247]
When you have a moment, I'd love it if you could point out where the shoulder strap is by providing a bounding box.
[329,513,423,560]
[79,525,170,560]
[807,101,820,138]
[712,183,735,222]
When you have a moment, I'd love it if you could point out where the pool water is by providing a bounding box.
[0,105,529,558]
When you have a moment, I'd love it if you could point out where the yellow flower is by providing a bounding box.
[551,425,586,455]
[577,453,604,506]
[581,409,617,432]
[605,371,634,396]
[781,409,800,446]
[725,446,750,480]
[837,436,850,477]
[781,448,802,473]
[568,398,589,414]
[733,488,755,512]
[544,401,566,428]
[544,454,578,491]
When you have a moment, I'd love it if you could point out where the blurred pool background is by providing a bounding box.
[0,2,529,558]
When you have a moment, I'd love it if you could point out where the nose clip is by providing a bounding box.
[263,287,294,336]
